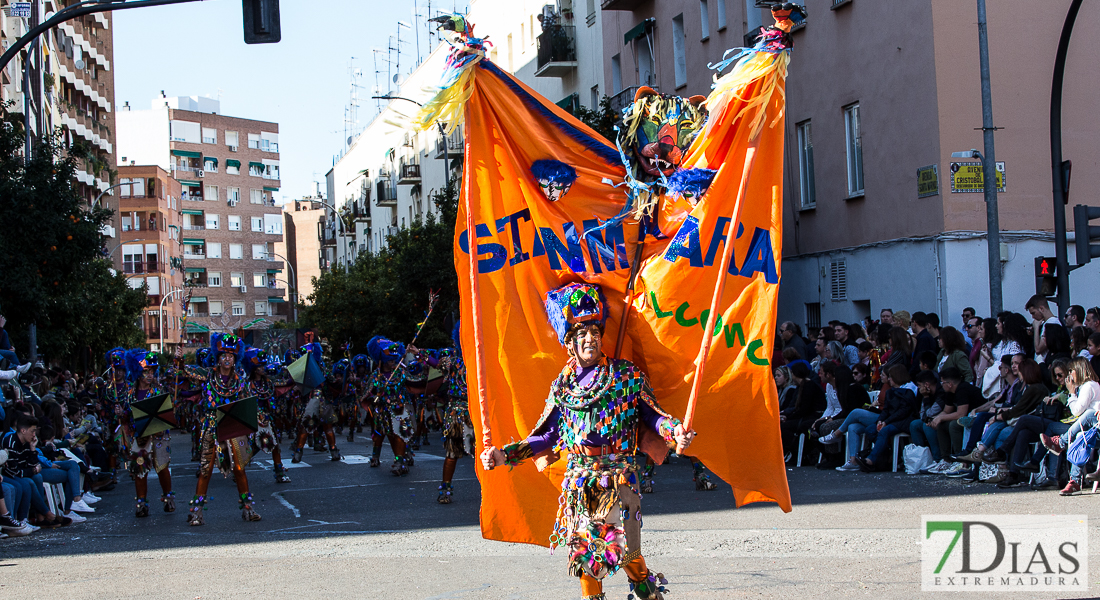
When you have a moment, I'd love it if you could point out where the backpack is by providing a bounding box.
[1066,426,1100,466]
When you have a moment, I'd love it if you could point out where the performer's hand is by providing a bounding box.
[480,446,504,470]
[673,424,695,453]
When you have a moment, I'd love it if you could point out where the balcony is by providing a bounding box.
[376,182,397,207]
[434,135,462,159]
[601,0,649,10]
[265,258,285,270]
[182,224,205,230]
[609,86,641,115]
[398,164,421,184]
[535,26,578,77]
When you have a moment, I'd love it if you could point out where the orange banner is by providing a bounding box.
[456,60,791,548]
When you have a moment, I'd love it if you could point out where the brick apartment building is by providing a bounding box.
[275,197,325,311]
[117,95,287,343]
[113,165,184,352]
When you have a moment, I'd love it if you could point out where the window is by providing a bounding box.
[805,302,821,331]
[203,157,218,173]
[250,189,264,204]
[226,163,240,175]
[252,244,267,260]
[208,271,221,287]
[205,185,218,202]
[586,0,596,25]
[251,217,263,232]
[230,273,243,287]
[253,273,267,287]
[260,132,279,153]
[170,120,201,143]
[611,55,622,94]
[264,163,280,180]
[209,301,223,316]
[227,187,241,205]
[700,0,710,40]
[507,34,513,71]
[228,215,241,231]
[202,127,217,144]
[844,103,865,196]
[672,15,687,89]
[830,259,848,301]
[249,164,264,177]
[590,85,599,111]
[207,242,222,259]
[717,0,727,29]
[796,120,816,208]
[225,131,239,148]
[247,133,260,149]
[231,302,245,316]
[254,301,267,316]
[230,244,243,260]
[264,214,283,235]
[205,213,219,230]
[637,36,654,87]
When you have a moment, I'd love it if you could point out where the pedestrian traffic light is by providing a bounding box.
[1035,256,1057,297]
[1073,204,1100,266]
[242,0,281,45]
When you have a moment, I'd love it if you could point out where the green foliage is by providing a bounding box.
[0,109,146,362]
[300,184,460,350]
[574,95,618,144]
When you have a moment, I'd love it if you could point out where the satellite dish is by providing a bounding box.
[74,59,85,70]
[393,74,402,85]
[347,136,354,146]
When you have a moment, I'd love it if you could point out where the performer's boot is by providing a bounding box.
[135,496,149,518]
[325,427,340,460]
[580,574,604,599]
[161,491,176,513]
[691,459,718,491]
[370,439,382,467]
[330,446,343,461]
[156,467,173,511]
[186,495,206,526]
[438,457,458,504]
[640,460,655,494]
[293,429,307,463]
[347,423,355,443]
[436,482,453,504]
[272,446,291,483]
[135,476,150,517]
[625,557,668,600]
[392,436,412,468]
[291,447,304,464]
[239,492,262,522]
[391,455,410,476]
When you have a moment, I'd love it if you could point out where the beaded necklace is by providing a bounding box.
[205,368,244,410]
[552,359,641,453]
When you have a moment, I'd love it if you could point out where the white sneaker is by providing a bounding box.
[920,460,947,475]
[21,520,39,533]
[82,491,101,503]
[70,499,95,513]
[820,430,842,445]
[942,462,968,477]
[15,362,30,374]
[65,511,86,524]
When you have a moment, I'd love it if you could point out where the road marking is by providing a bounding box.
[272,491,301,517]
[340,454,373,465]
[264,519,359,533]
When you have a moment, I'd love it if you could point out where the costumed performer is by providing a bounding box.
[120,350,175,516]
[436,326,472,504]
[244,348,292,482]
[365,336,414,475]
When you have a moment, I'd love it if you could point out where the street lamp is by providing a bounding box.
[92,181,127,210]
[951,148,1002,315]
[268,252,297,322]
[158,288,186,353]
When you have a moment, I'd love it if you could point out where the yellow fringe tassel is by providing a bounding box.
[417,65,479,136]
[703,50,790,141]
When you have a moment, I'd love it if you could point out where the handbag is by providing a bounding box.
[1066,427,1099,466]
[981,365,1004,399]
[903,443,933,475]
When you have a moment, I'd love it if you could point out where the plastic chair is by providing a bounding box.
[892,433,911,473]
[796,433,806,467]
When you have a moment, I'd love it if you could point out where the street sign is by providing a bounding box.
[917,164,939,198]
[949,161,1006,193]
[9,3,31,18]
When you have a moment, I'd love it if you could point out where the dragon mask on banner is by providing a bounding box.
[416,5,803,546]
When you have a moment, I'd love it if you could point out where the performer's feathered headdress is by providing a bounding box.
[299,342,325,371]
[332,358,350,379]
[242,348,268,376]
[366,336,405,364]
[544,282,608,345]
[211,333,244,364]
[282,348,302,366]
[195,348,212,369]
[105,347,126,369]
[124,349,159,381]
[351,354,370,374]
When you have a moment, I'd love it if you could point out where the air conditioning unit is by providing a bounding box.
[239,285,247,293]
[228,145,238,152]
[197,170,204,178]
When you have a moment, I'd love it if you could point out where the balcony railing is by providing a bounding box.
[398,163,421,184]
[182,224,205,230]
[609,86,641,116]
[376,182,397,207]
[536,25,578,77]
[173,164,201,174]
[435,135,462,159]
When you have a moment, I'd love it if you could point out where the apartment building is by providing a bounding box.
[602,0,1100,332]
[117,95,287,339]
[275,197,325,308]
[113,165,184,352]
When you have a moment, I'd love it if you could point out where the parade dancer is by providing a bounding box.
[482,283,694,600]
[187,334,262,526]
[436,336,472,504]
[243,349,291,483]
[120,350,174,517]
[291,344,340,462]
[96,347,130,475]
[365,336,413,475]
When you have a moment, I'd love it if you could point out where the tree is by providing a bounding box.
[300,185,460,350]
[574,95,618,144]
[0,109,145,363]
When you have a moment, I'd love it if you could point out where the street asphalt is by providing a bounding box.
[2,436,1100,599]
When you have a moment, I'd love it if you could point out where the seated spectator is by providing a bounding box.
[781,347,803,365]
[998,311,1035,359]
[812,363,869,467]
[1088,331,1100,377]
[774,366,797,413]
[852,363,872,390]
[1041,323,1073,387]
[779,321,809,363]
[1,415,71,528]
[908,370,946,470]
[1071,326,1091,359]
[857,341,874,365]
[779,362,826,464]
[859,365,919,471]
[881,327,912,375]
[928,367,979,476]
[917,351,938,375]
[936,326,975,383]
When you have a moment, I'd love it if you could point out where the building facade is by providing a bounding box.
[275,197,325,309]
[600,0,1100,335]
[113,165,183,352]
[117,95,287,340]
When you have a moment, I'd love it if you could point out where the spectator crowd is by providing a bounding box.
[775,296,1100,495]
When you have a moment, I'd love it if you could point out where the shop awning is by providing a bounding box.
[225,159,241,169]
[188,296,207,303]
[171,149,201,158]
[181,209,204,216]
[181,238,204,245]
[184,267,205,273]
[203,157,218,167]
[267,297,285,303]
[185,323,210,333]
[248,161,265,171]
[263,186,279,191]
[178,180,202,187]
[266,268,281,274]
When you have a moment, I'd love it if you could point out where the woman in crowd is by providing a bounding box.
[813,363,869,466]
[860,365,918,472]
[1071,326,1092,359]
[936,326,974,383]
[774,366,797,413]
[780,362,825,464]
[881,327,912,376]
[997,312,1034,358]
[852,363,872,391]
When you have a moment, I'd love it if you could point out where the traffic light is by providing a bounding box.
[242,0,281,45]
[1035,256,1057,297]
[1074,204,1100,267]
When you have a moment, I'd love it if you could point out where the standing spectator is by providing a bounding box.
[1025,294,1061,362]
[882,326,913,375]
[779,321,808,362]
[1085,307,1100,332]
[936,327,974,383]
[849,323,868,344]
[1065,305,1085,330]
[831,324,859,367]
[880,308,895,328]
[893,310,912,331]
[780,362,826,463]
[910,313,938,377]
[927,313,942,341]
[998,312,1034,358]
[1086,332,1100,381]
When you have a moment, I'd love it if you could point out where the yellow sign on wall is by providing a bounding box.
[950,161,1006,193]
[917,164,939,198]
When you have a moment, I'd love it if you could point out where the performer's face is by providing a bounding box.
[219,353,235,370]
[140,370,154,386]
[570,325,603,367]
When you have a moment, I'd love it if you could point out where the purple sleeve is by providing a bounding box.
[524,406,561,455]
[639,399,667,435]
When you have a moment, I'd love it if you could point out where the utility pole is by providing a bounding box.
[976,0,1003,316]
[1049,0,1083,317]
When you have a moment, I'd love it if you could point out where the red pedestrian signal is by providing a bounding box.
[1035,256,1057,297]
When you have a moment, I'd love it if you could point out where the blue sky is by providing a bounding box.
[113,0,466,203]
